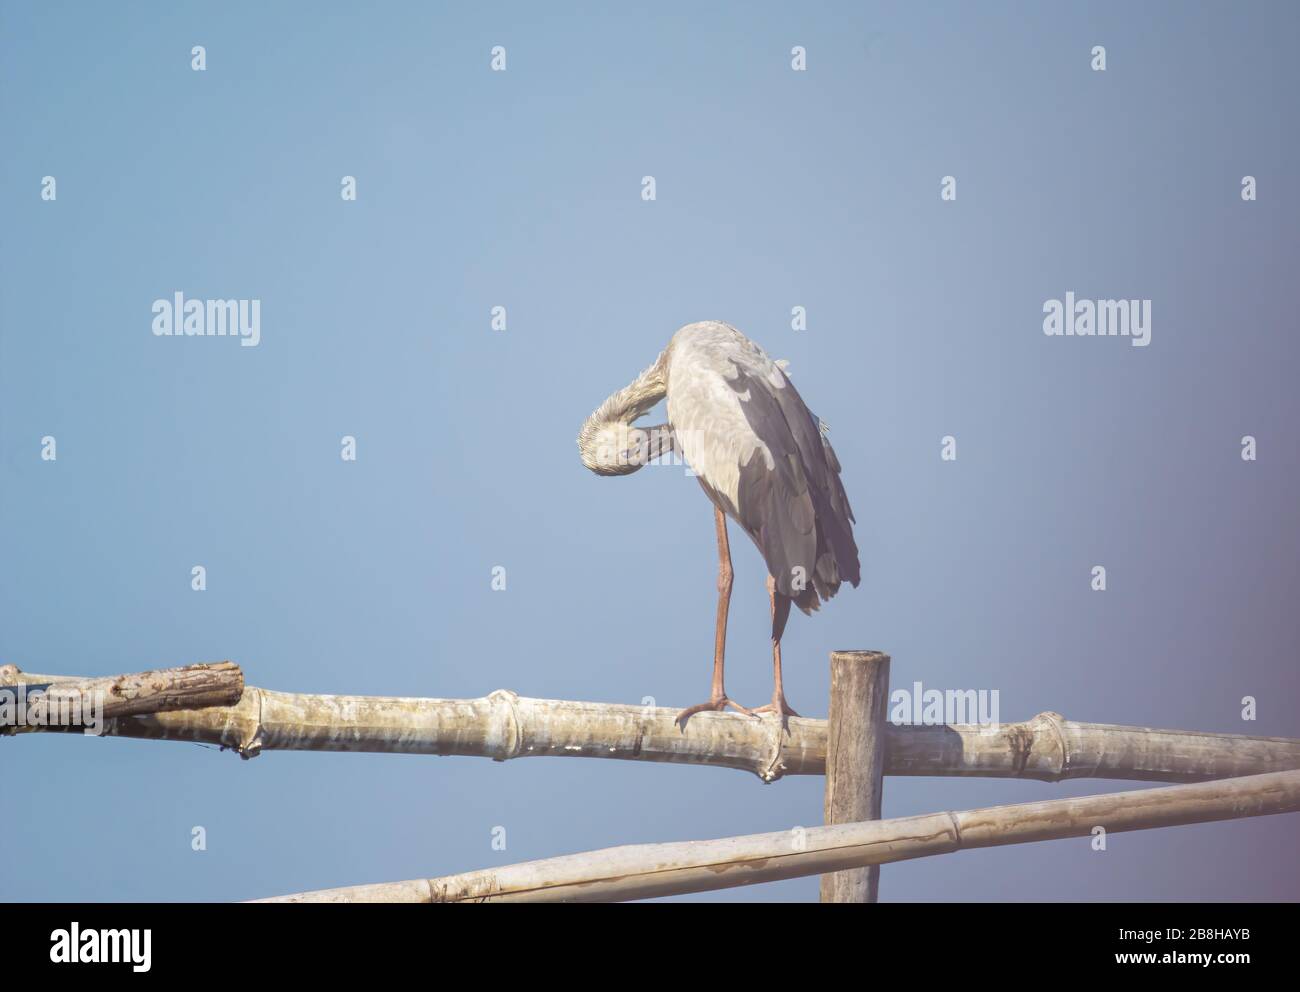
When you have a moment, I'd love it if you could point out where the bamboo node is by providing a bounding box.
[1030,711,1069,779]
[758,717,788,783]
[487,689,522,762]
[238,686,265,760]
[946,809,963,847]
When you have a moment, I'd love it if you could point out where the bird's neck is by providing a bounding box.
[582,351,668,427]
[577,351,669,473]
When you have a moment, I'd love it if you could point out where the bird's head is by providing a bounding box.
[577,418,653,476]
[578,351,671,476]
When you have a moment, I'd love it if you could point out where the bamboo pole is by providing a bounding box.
[0,663,243,732]
[821,650,890,903]
[255,768,1300,902]
[2,664,1296,784]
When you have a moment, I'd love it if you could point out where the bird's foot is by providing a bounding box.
[751,693,801,734]
[674,694,755,729]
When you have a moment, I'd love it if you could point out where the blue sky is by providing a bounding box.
[2,1,1297,901]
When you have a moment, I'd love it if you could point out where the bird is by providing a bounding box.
[577,320,860,728]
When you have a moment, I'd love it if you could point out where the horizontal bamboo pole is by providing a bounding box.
[256,768,1300,902]
[0,662,243,730]
[3,665,1296,784]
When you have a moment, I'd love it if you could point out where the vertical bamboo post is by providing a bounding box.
[820,650,891,903]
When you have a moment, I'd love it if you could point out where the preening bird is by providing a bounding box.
[577,321,860,726]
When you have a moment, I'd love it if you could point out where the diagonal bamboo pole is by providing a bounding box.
[3,664,1297,784]
[254,768,1300,902]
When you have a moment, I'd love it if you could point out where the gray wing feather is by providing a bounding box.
[725,362,861,613]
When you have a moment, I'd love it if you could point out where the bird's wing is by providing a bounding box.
[724,359,860,603]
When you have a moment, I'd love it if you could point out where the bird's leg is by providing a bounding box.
[675,507,755,728]
[752,574,800,732]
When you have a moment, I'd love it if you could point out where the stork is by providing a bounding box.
[577,321,860,727]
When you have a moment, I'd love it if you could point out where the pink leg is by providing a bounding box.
[675,507,755,728]
[752,574,800,731]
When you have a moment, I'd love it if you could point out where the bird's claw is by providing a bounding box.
[674,695,756,729]
[751,695,801,735]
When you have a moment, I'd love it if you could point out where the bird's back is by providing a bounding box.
[665,321,860,613]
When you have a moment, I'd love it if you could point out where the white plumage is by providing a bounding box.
[665,322,779,511]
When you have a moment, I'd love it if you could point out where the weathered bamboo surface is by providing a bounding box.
[256,768,1300,902]
[3,665,1296,784]
[0,663,243,729]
